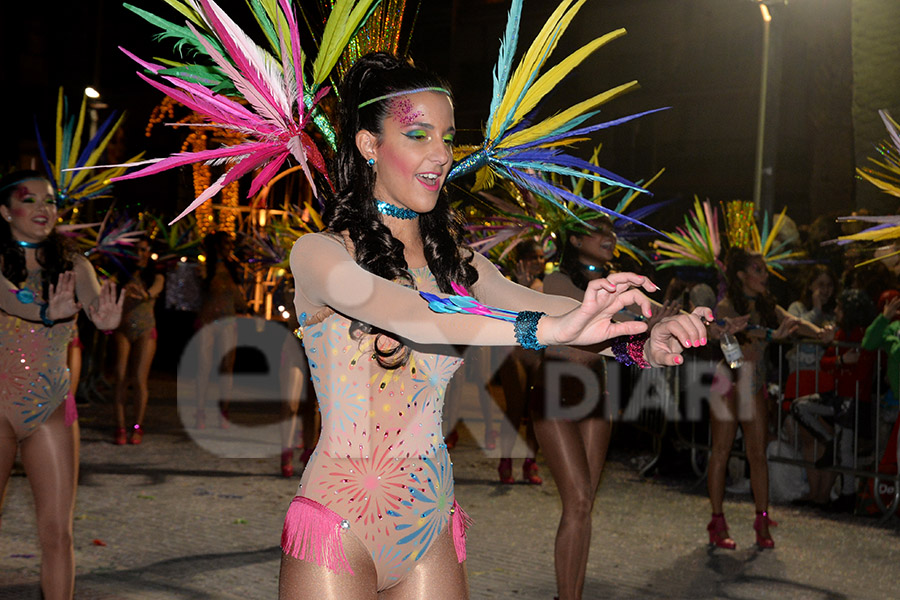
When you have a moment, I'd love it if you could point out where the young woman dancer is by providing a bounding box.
[279,53,711,599]
[0,170,122,599]
[112,235,164,444]
[707,248,827,550]
[530,216,623,600]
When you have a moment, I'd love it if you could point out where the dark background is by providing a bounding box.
[2,0,899,227]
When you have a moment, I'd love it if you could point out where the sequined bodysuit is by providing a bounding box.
[0,271,74,439]
[294,265,463,590]
[117,278,156,342]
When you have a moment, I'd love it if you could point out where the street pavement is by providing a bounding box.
[1,372,898,599]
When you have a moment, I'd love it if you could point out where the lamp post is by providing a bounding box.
[751,0,787,216]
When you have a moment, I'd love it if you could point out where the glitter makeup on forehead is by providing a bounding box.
[389,97,423,127]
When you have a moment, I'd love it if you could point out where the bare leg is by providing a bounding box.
[279,526,378,600]
[20,406,77,600]
[67,342,82,486]
[130,333,157,427]
[741,389,772,534]
[112,332,132,430]
[380,527,469,600]
[218,322,238,423]
[708,365,740,516]
[533,416,610,600]
[0,419,20,531]
[498,355,526,459]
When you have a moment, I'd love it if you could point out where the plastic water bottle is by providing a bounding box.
[720,332,744,369]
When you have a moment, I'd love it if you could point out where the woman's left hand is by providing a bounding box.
[645,306,713,367]
[86,280,124,331]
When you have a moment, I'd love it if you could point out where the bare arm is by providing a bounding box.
[290,234,654,348]
[148,273,165,299]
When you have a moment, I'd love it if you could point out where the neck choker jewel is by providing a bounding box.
[15,240,43,249]
[375,199,419,220]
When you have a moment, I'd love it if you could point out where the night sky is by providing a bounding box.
[1,1,885,226]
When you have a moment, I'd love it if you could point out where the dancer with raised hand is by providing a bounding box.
[0,170,122,600]
[279,52,709,599]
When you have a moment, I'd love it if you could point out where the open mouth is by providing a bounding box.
[32,217,49,225]
[415,172,441,190]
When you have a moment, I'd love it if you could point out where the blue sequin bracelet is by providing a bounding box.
[514,311,546,350]
[39,303,54,327]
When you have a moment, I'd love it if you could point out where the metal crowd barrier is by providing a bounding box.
[614,339,900,523]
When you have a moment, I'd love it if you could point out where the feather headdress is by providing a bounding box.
[448,0,667,233]
[653,197,724,273]
[35,88,143,216]
[462,145,668,265]
[833,110,900,267]
[108,0,342,224]
[655,198,803,279]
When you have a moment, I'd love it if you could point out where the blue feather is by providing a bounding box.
[75,110,119,170]
[510,168,667,237]
[33,117,56,191]
[511,108,670,152]
[486,0,524,137]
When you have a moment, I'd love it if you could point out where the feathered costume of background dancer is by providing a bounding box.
[107,0,710,597]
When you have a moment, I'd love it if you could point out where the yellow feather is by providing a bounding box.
[490,0,582,140]
[472,166,495,193]
[162,0,205,28]
[853,248,900,268]
[857,169,900,197]
[761,208,787,256]
[69,95,88,171]
[70,114,134,189]
[312,0,379,86]
[510,29,626,126]
[54,88,64,174]
[499,81,638,149]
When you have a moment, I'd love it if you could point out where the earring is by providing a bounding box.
[367,158,375,167]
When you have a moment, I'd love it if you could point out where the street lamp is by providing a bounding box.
[751,0,787,215]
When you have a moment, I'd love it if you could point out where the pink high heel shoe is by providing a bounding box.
[707,513,736,550]
[753,510,777,549]
[498,458,514,484]
[280,448,294,478]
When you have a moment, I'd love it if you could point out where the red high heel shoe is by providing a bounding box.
[753,510,777,549]
[114,427,127,446]
[522,458,542,485]
[130,424,143,445]
[280,448,294,478]
[498,458,515,484]
[707,513,736,549]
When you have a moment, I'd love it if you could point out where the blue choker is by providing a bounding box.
[15,240,43,249]
[375,199,418,220]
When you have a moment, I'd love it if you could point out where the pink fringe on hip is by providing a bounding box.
[281,496,353,575]
[451,499,473,563]
[64,392,78,427]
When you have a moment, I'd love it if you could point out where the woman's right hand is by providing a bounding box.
[47,271,82,321]
[538,272,659,346]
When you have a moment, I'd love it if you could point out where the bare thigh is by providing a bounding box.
[380,526,468,600]
[279,526,377,600]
